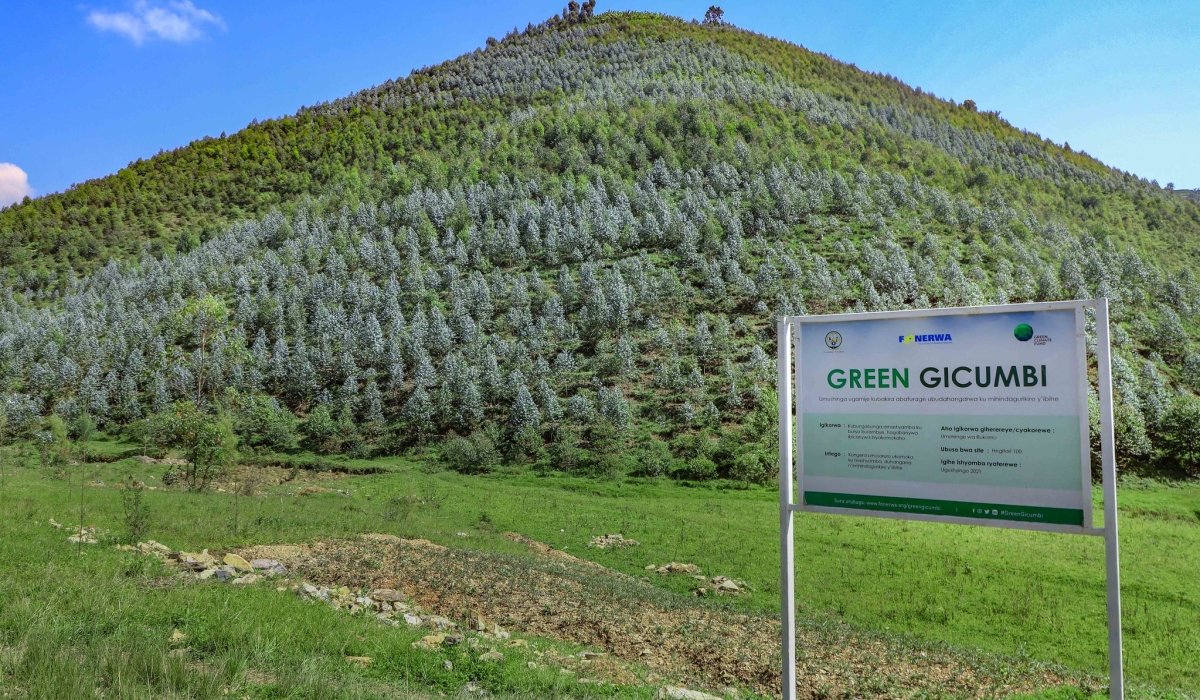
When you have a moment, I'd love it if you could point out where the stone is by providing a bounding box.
[412,634,446,650]
[443,659,454,671]
[213,570,233,583]
[199,569,218,580]
[654,562,700,575]
[170,629,186,643]
[231,574,261,586]
[579,651,602,660]
[250,559,287,575]
[403,613,423,626]
[49,518,62,528]
[479,650,504,662]
[345,655,372,668]
[526,661,538,669]
[656,687,723,700]
[491,624,509,639]
[506,639,528,648]
[711,576,740,592]
[443,634,465,646]
[427,616,455,630]
[223,553,252,572]
[369,588,404,602]
[587,534,639,549]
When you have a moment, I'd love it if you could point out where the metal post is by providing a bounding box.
[777,318,796,700]
[1094,299,1124,700]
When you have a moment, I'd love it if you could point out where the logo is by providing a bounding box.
[898,333,953,344]
[1014,324,1034,342]
[824,331,843,350]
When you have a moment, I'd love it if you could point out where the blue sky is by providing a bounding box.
[1,0,1197,207]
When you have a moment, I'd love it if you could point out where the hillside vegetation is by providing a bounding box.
[3,9,1200,481]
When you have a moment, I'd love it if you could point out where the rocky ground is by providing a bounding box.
[223,534,1066,699]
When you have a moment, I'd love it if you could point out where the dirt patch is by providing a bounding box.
[236,535,1067,698]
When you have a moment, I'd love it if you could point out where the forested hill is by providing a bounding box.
[3,9,1200,480]
[3,11,1198,286]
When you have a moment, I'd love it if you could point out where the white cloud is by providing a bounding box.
[0,163,34,208]
[87,1,224,45]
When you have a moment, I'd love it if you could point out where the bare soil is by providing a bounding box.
[238,534,1068,699]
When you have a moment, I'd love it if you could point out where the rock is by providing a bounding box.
[526,661,538,669]
[403,613,423,626]
[213,570,233,583]
[49,518,63,528]
[443,634,465,646]
[412,634,446,650]
[654,562,700,575]
[587,534,640,549]
[223,553,252,572]
[369,588,404,602]
[345,655,372,668]
[479,650,504,662]
[711,576,740,592]
[506,639,528,648]
[147,540,171,553]
[443,659,454,671]
[490,624,509,639]
[656,687,723,700]
[250,559,287,575]
[579,651,602,660]
[644,564,656,570]
[231,574,261,586]
[170,629,186,643]
[456,532,469,537]
[199,569,218,580]
[427,616,455,630]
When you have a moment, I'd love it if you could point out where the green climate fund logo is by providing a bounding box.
[1014,324,1034,342]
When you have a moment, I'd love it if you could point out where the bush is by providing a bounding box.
[675,456,718,481]
[232,394,298,453]
[301,405,339,454]
[632,439,673,477]
[1158,394,1200,476]
[440,432,498,474]
[730,449,773,484]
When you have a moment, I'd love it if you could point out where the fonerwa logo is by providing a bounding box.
[899,332,953,344]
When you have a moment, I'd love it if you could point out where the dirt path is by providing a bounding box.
[239,534,1069,699]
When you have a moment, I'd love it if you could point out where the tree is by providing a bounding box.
[182,295,229,403]
[703,6,724,25]
[149,401,236,490]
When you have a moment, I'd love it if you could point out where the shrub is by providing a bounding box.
[676,456,718,481]
[730,449,773,484]
[1158,394,1200,476]
[440,432,498,474]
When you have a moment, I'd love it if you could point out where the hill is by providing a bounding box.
[2,9,1200,480]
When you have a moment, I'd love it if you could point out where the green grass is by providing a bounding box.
[1,439,1197,698]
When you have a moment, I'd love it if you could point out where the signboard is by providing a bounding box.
[777,300,1124,700]
[795,304,1091,531]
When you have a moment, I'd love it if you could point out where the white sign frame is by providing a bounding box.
[777,299,1123,700]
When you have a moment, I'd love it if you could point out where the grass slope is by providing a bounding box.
[1,440,1196,697]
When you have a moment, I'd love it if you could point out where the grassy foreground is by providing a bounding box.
[0,438,1196,698]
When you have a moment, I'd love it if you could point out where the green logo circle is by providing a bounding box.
[1014,324,1034,342]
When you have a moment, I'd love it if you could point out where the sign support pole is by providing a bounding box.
[777,318,796,700]
[1094,300,1124,700]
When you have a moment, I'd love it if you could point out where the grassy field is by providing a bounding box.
[0,437,1196,698]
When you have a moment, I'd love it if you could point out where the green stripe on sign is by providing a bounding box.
[803,491,1084,526]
